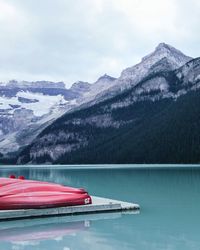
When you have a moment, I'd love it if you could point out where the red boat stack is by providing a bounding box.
[0,176,92,210]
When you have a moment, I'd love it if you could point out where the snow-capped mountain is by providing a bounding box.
[0,43,196,161]
[0,75,116,155]
[0,81,71,155]
[77,43,193,107]
[15,44,200,164]
[119,42,192,85]
[86,43,192,105]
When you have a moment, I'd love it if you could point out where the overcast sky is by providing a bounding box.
[0,0,199,87]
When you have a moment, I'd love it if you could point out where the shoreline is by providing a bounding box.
[1,164,200,169]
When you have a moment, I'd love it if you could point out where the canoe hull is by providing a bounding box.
[0,182,87,197]
[0,195,92,210]
[0,178,92,210]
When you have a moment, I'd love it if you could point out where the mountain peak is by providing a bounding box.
[141,42,192,68]
[117,43,192,91]
[96,74,116,82]
[155,42,173,51]
[154,43,188,57]
[70,81,91,92]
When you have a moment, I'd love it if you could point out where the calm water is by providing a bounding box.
[0,165,200,250]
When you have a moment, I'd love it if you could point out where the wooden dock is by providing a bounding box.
[0,196,140,220]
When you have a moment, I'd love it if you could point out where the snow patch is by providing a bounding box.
[0,91,68,117]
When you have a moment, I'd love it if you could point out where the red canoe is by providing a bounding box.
[0,177,24,187]
[0,177,47,187]
[0,182,87,197]
[0,177,92,210]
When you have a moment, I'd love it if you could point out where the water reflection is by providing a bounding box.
[0,212,125,250]
[0,220,87,242]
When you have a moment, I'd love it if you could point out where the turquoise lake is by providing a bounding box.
[0,165,200,250]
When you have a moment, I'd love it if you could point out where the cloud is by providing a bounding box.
[0,0,199,87]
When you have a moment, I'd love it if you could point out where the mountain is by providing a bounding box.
[0,80,70,156]
[78,74,117,104]
[15,44,200,164]
[6,80,66,89]
[89,43,192,104]
[70,81,91,94]
[0,74,116,157]
[119,42,192,86]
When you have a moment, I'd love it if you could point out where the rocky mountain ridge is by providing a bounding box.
[1,43,198,163]
[0,74,116,156]
[14,44,200,164]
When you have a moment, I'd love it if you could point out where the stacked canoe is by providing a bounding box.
[0,177,92,210]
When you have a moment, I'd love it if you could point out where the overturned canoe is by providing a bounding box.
[0,191,92,210]
[0,177,92,210]
[0,177,24,187]
[0,182,87,197]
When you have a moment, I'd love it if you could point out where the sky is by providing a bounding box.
[0,0,199,87]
